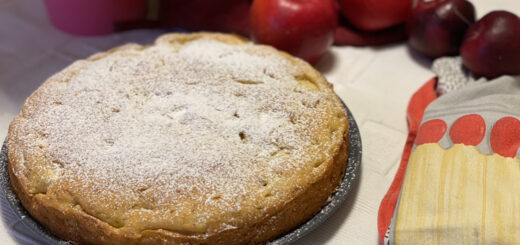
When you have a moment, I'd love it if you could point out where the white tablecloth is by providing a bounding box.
[0,1,518,244]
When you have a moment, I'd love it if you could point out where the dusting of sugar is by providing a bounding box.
[17,38,333,218]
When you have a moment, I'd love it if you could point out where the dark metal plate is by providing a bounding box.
[0,103,361,245]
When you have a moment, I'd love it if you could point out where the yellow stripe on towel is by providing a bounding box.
[396,144,520,245]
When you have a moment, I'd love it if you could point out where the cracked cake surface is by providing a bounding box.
[6,33,348,244]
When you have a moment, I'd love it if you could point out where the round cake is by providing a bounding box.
[6,33,349,244]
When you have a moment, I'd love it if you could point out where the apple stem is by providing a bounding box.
[453,7,472,26]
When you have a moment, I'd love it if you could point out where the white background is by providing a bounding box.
[0,0,519,244]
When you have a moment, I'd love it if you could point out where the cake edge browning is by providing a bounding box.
[7,133,348,245]
[6,32,349,245]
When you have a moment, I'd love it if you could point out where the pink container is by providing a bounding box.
[43,0,148,36]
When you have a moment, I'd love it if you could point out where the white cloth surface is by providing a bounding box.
[0,1,518,244]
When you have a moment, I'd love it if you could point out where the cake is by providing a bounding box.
[6,33,349,244]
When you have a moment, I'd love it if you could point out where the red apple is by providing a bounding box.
[407,0,475,59]
[160,0,251,36]
[338,0,412,31]
[461,11,520,79]
[250,0,338,64]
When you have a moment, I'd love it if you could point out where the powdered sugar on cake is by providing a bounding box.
[17,38,334,213]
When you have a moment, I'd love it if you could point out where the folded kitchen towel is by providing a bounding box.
[378,75,520,244]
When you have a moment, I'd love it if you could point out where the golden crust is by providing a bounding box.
[7,32,349,244]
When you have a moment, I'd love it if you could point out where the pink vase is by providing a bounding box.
[43,0,148,35]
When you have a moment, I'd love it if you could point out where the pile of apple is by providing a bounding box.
[249,0,411,64]
[407,0,520,79]
[248,0,520,79]
[164,0,519,79]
